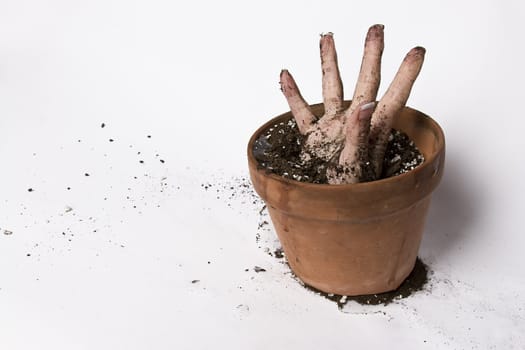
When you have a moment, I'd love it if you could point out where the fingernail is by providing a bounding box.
[360,102,376,111]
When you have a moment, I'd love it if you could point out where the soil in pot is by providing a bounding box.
[253,118,424,184]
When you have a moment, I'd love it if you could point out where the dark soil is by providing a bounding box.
[253,118,424,184]
[273,248,284,259]
[304,257,429,308]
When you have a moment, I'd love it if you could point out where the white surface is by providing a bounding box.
[1,1,525,349]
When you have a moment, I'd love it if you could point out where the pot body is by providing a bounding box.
[247,103,445,296]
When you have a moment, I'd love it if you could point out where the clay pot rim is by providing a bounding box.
[247,102,445,190]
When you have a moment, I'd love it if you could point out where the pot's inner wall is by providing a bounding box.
[393,110,441,161]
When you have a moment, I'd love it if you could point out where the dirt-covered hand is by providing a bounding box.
[279,25,425,184]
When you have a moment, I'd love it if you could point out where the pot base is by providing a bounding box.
[302,257,429,305]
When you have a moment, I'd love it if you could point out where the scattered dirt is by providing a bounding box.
[273,248,284,259]
[3,122,173,259]
[253,118,424,184]
[257,220,269,229]
[200,177,262,208]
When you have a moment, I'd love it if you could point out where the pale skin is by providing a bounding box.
[279,25,425,184]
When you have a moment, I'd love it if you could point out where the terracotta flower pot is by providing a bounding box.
[247,102,445,296]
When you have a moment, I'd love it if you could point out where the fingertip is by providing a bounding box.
[280,69,293,84]
[403,47,426,64]
[366,24,384,41]
[410,46,426,56]
[320,32,335,48]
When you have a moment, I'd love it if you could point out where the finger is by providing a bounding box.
[348,24,384,116]
[369,46,426,177]
[279,69,316,135]
[329,102,375,184]
[320,33,344,116]
[340,102,374,168]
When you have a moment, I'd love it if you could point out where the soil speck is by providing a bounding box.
[257,220,269,229]
[274,248,284,259]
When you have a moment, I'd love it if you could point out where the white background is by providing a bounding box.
[1,0,524,349]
